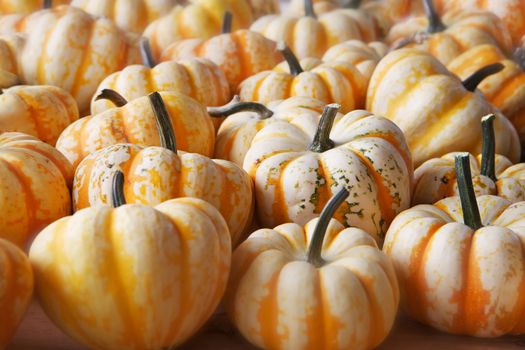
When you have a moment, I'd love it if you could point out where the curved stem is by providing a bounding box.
[148,92,177,153]
[277,41,303,76]
[207,96,274,119]
[140,37,156,68]
[423,0,446,33]
[455,153,483,230]
[304,0,317,18]
[342,0,362,8]
[462,63,504,92]
[222,11,233,34]
[111,170,126,208]
[43,0,52,9]
[480,114,496,182]
[94,89,128,108]
[306,188,350,267]
[309,104,340,153]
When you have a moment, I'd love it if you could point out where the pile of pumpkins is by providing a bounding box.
[3,0,525,349]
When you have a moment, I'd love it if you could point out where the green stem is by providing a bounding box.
[140,37,156,68]
[480,114,496,182]
[304,0,317,18]
[148,92,177,153]
[342,0,362,8]
[423,0,446,33]
[111,170,126,208]
[309,104,340,153]
[462,63,504,92]
[222,11,233,34]
[455,153,483,230]
[277,41,303,76]
[43,0,52,9]
[306,188,350,267]
[94,89,128,108]
[207,96,274,119]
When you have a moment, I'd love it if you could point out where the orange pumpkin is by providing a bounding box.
[30,171,231,349]
[0,238,33,349]
[0,132,73,249]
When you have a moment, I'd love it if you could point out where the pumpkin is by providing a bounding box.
[384,153,525,337]
[0,5,141,114]
[246,0,280,19]
[56,90,215,169]
[225,188,399,350]
[144,0,254,59]
[29,170,231,349]
[0,132,73,248]
[160,15,281,91]
[414,114,525,205]
[322,40,389,81]
[74,92,253,246]
[0,33,22,88]
[213,96,326,166]
[0,85,78,145]
[91,39,230,116]
[243,103,413,242]
[448,44,525,149]
[367,48,520,167]
[0,0,69,14]
[238,43,367,114]
[250,0,378,59]
[70,0,178,33]
[387,1,513,65]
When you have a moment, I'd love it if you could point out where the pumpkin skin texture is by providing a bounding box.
[225,216,399,349]
[70,0,178,33]
[0,238,33,349]
[0,0,70,14]
[56,91,215,169]
[0,132,73,249]
[91,58,230,115]
[29,197,231,350]
[0,85,78,145]
[243,105,413,242]
[0,5,141,114]
[366,49,521,167]
[160,30,281,91]
[73,143,253,247]
[144,0,254,59]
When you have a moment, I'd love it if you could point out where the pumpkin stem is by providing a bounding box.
[304,0,317,18]
[423,0,446,33]
[148,92,177,153]
[455,153,483,230]
[95,89,128,107]
[342,0,362,8]
[43,0,52,9]
[207,95,274,119]
[309,104,340,153]
[222,11,233,34]
[111,170,126,208]
[462,63,504,92]
[277,41,303,76]
[306,188,349,267]
[140,37,156,68]
[513,47,525,71]
[480,114,497,182]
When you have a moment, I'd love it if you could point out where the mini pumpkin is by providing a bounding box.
[0,0,69,14]
[30,170,231,349]
[0,33,22,88]
[384,153,525,337]
[0,132,73,248]
[226,189,399,350]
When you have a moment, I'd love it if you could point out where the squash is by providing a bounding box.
[225,188,399,350]
[387,0,513,65]
[384,153,525,336]
[0,132,73,249]
[29,170,231,349]
[243,103,413,242]
[0,85,78,145]
[367,48,520,167]
[0,33,22,88]
[56,90,215,169]
[91,39,230,116]
[0,238,33,349]
[70,0,178,33]
[0,0,69,14]
[74,92,253,246]
[0,5,141,114]
[160,15,281,91]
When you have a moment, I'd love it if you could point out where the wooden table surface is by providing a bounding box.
[8,299,525,350]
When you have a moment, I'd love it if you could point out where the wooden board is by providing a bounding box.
[8,300,525,350]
